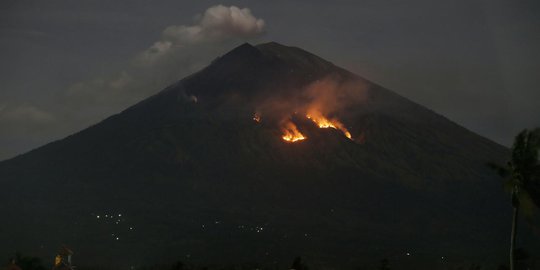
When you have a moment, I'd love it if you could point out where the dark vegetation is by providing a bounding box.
[5,254,537,270]
[489,128,540,270]
[4,253,47,270]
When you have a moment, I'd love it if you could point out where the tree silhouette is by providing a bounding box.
[171,261,185,270]
[290,256,309,270]
[11,252,47,270]
[489,128,540,270]
[378,258,390,270]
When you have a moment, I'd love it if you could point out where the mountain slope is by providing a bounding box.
[0,42,522,269]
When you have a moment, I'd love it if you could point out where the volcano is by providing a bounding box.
[0,42,525,269]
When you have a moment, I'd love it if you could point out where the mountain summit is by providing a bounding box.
[0,42,517,269]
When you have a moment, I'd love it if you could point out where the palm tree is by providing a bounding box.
[489,128,540,270]
[11,252,47,270]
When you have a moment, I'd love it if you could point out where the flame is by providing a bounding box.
[281,121,306,142]
[253,113,261,123]
[306,110,352,139]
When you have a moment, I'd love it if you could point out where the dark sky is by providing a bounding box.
[1,0,539,161]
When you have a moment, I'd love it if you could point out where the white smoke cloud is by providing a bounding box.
[0,104,60,160]
[0,104,55,125]
[139,5,265,64]
[63,4,264,125]
[0,5,265,160]
[162,5,265,43]
[65,4,265,111]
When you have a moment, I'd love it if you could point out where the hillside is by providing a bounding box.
[0,42,519,269]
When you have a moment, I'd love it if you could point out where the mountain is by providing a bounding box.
[0,42,528,269]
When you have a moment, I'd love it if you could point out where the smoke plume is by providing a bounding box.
[0,5,265,160]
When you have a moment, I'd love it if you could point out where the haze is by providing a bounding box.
[1,0,539,161]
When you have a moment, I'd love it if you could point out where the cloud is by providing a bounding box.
[60,4,265,127]
[66,5,265,112]
[0,104,59,160]
[139,5,265,64]
[0,5,265,160]
[0,104,55,125]
[162,5,265,44]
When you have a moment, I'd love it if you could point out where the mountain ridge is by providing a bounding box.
[0,42,525,269]
[0,42,505,163]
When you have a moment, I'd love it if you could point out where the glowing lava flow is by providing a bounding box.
[306,110,352,139]
[281,121,306,142]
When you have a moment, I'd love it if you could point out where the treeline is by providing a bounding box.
[3,254,536,270]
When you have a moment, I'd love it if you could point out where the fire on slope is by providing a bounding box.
[251,112,350,143]
[306,109,352,139]
[250,76,366,143]
[253,112,261,123]
[251,109,353,143]
[281,121,306,142]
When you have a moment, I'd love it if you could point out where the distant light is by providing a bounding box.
[441,256,445,260]
[118,214,122,217]
[96,215,100,219]
[116,237,119,240]
[406,252,411,256]
[130,227,133,230]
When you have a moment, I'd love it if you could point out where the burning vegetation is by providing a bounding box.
[306,109,352,139]
[281,121,307,142]
[253,112,261,123]
[253,110,352,143]
[249,76,367,143]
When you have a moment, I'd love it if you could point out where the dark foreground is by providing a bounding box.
[4,251,538,270]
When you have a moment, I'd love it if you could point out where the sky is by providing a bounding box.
[1,0,539,161]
